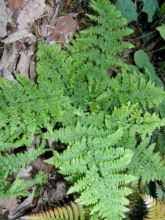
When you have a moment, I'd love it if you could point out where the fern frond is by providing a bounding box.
[0,143,45,179]
[106,104,165,141]
[53,0,134,109]
[107,71,165,110]
[67,149,135,220]
[20,202,86,220]
[36,42,67,83]
[128,139,165,183]
[48,130,136,220]
[0,171,46,199]
[141,194,165,220]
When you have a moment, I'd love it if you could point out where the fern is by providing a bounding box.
[46,104,165,219]
[0,171,46,199]
[107,70,165,110]
[0,0,165,219]
[44,0,165,219]
[128,139,165,183]
[21,202,86,220]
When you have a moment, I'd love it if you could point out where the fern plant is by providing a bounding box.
[0,0,165,219]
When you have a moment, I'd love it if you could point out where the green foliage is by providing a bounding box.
[134,49,165,117]
[116,0,137,22]
[0,142,45,180]
[142,0,157,22]
[134,49,163,86]
[128,138,165,183]
[157,25,165,40]
[116,0,158,23]
[0,171,46,199]
[0,0,165,219]
[159,2,165,16]
[0,51,72,197]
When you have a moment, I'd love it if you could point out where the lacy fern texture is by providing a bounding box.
[0,0,165,219]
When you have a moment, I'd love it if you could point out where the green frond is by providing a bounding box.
[0,140,46,198]
[0,143,45,179]
[128,139,165,183]
[36,41,67,82]
[52,0,134,109]
[0,171,46,199]
[47,115,136,219]
[67,149,135,220]
[108,71,165,110]
[107,104,165,142]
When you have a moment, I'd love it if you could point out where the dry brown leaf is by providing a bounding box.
[16,46,35,78]
[2,29,36,44]
[46,15,79,44]
[8,187,36,220]
[34,181,67,212]
[17,0,46,30]
[0,44,19,81]
[16,51,30,76]
[0,197,18,212]
[17,166,33,179]
[0,0,12,37]
[31,158,53,174]
[7,0,26,12]
[29,60,36,81]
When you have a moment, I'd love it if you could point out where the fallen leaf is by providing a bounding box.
[0,197,18,212]
[29,60,36,81]
[17,166,33,179]
[17,0,46,30]
[31,158,53,174]
[16,51,30,77]
[16,45,35,78]
[46,15,79,44]
[2,30,36,44]
[0,44,19,81]
[0,0,12,37]
[7,0,26,12]
[8,187,36,219]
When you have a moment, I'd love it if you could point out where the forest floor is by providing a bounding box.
[0,0,164,219]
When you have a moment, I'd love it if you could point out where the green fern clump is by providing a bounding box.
[0,57,72,197]
[44,0,165,219]
[0,0,165,219]
[47,112,136,219]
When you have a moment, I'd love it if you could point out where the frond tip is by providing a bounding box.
[141,195,165,220]
[21,202,86,220]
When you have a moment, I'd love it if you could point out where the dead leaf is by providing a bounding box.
[16,51,30,76]
[17,166,33,179]
[0,0,12,38]
[17,0,46,30]
[7,0,26,12]
[8,187,36,219]
[0,44,19,81]
[2,30,36,44]
[29,60,36,81]
[16,46,35,78]
[34,180,67,212]
[0,197,18,212]
[31,158,53,174]
[46,15,79,44]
